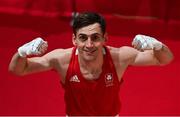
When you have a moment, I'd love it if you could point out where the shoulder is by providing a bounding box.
[107,46,138,56]
[107,46,139,63]
[47,47,73,55]
[43,47,73,65]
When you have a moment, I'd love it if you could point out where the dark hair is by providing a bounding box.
[72,12,106,35]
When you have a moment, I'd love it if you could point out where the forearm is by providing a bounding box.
[9,52,27,76]
[154,44,174,65]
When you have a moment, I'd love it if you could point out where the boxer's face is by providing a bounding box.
[73,23,106,61]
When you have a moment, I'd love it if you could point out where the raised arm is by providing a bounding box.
[121,35,174,66]
[8,37,51,76]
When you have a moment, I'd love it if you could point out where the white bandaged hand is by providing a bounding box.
[132,34,163,51]
[18,37,48,57]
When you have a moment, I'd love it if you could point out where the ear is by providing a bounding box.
[103,33,108,45]
[72,34,77,46]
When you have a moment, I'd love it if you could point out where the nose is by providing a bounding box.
[85,38,94,48]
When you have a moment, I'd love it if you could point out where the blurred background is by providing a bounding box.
[0,0,179,115]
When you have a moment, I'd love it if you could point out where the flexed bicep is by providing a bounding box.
[132,50,160,66]
[23,56,53,75]
[118,46,159,66]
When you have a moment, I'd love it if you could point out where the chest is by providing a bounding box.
[80,68,102,80]
[67,71,117,92]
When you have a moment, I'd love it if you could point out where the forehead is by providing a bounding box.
[76,23,102,35]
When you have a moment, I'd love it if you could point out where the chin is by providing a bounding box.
[83,54,97,61]
[83,56,95,61]
[79,49,98,61]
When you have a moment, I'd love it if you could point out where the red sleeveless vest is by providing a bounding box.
[63,47,121,116]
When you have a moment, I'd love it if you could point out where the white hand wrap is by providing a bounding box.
[132,34,163,51]
[18,37,48,57]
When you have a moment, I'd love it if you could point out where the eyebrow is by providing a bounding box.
[78,33,102,36]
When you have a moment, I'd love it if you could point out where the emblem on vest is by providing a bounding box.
[70,75,80,82]
[105,73,114,87]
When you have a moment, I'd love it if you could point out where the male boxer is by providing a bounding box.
[9,12,174,116]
